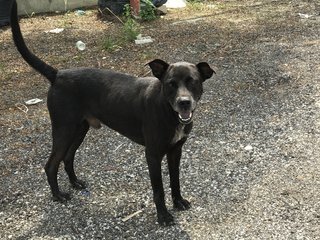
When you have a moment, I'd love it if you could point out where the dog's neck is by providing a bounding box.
[171,124,188,144]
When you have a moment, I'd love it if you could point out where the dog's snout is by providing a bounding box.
[178,98,191,109]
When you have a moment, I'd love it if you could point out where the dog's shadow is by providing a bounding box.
[15,191,192,239]
[14,130,192,239]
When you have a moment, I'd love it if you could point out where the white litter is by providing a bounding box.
[25,98,43,105]
[45,28,64,34]
[135,34,153,44]
[244,145,253,151]
[165,0,187,8]
[76,41,86,51]
[298,13,314,19]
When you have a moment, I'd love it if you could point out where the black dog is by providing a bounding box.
[10,1,214,225]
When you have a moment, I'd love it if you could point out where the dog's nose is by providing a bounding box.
[178,99,191,109]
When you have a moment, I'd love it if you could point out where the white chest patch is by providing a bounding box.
[171,124,188,144]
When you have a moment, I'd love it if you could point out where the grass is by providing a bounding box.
[102,37,119,52]
[101,17,140,52]
[122,18,140,42]
[187,1,208,11]
[140,0,157,21]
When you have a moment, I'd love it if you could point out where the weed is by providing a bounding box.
[122,18,140,42]
[187,1,208,11]
[140,0,157,21]
[100,2,142,50]
[122,3,140,41]
[123,3,131,20]
[124,1,157,22]
[102,37,119,52]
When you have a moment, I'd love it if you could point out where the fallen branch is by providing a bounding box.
[99,7,125,25]
[122,209,143,222]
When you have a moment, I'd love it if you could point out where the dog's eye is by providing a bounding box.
[168,81,177,88]
[186,77,194,84]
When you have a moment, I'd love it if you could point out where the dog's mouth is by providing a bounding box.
[178,110,193,124]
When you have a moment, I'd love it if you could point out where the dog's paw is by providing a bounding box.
[71,179,87,190]
[158,211,175,226]
[52,191,71,202]
[173,198,191,211]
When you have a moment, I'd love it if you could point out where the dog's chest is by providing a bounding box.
[171,124,188,144]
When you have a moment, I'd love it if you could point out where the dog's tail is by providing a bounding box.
[10,0,57,84]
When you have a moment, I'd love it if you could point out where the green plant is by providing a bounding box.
[123,1,157,21]
[140,0,157,21]
[102,37,119,52]
[122,3,140,42]
[187,1,207,11]
[123,3,131,20]
[123,18,140,42]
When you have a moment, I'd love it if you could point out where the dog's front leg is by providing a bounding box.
[167,141,191,211]
[145,148,174,226]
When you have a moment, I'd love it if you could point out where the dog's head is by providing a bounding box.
[148,59,215,124]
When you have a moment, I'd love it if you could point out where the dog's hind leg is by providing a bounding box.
[45,124,81,202]
[63,121,89,190]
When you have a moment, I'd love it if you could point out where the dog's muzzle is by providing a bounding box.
[176,97,195,124]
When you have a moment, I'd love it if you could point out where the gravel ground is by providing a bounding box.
[1,0,320,239]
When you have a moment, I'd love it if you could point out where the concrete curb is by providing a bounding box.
[16,0,97,15]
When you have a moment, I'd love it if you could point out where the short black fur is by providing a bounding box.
[10,0,215,226]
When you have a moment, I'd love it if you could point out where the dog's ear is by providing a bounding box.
[148,59,169,80]
[196,62,215,81]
